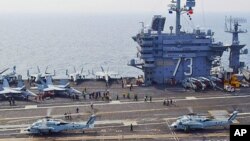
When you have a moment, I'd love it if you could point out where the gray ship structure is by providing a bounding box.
[128,0,249,85]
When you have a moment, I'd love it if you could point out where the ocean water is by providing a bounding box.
[0,12,249,78]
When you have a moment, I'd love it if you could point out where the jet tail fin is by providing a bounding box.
[17,79,25,88]
[81,68,83,74]
[27,70,30,77]
[74,67,77,73]
[46,77,53,85]
[0,68,9,75]
[101,66,105,72]
[37,66,41,73]
[39,78,47,87]
[3,79,10,88]
[228,111,238,122]
[45,66,49,74]
[66,69,69,76]
[86,115,96,128]
[88,70,91,76]
[13,66,16,74]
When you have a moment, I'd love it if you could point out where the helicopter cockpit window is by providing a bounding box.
[58,122,68,125]
[203,119,212,122]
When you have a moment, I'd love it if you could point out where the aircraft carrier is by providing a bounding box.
[0,0,250,141]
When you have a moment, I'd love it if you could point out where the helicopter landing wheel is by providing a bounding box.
[48,129,52,135]
[184,126,190,132]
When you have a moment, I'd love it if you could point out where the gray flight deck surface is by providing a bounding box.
[0,80,249,141]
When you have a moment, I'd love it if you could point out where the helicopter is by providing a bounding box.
[170,109,238,132]
[26,108,96,134]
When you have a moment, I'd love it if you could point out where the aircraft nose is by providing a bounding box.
[170,123,177,128]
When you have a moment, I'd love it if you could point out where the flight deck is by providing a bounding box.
[0,80,249,141]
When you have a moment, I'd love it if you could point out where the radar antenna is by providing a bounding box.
[225,16,248,73]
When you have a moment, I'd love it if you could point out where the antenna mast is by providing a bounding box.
[168,0,196,35]
[225,16,248,73]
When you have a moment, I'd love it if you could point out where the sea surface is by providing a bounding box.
[0,12,249,78]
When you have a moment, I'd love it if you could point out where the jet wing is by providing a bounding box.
[30,84,45,91]
[30,86,38,90]
[0,89,22,94]
[108,71,119,76]
[43,87,65,92]
[81,72,89,76]
[12,86,26,91]
[95,72,105,77]
[67,88,82,94]
[57,82,70,88]
[0,68,9,74]
[25,90,38,97]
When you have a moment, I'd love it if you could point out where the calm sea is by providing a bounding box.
[0,12,249,78]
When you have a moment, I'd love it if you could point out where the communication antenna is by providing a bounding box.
[225,16,247,45]
[168,0,196,35]
[225,16,248,73]
[139,22,145,33]
[139,22,145,29]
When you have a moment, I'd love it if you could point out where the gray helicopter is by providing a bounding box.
[170,111,238,132]
[26,109,96,134]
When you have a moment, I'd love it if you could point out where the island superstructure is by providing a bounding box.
[129,0,229,85]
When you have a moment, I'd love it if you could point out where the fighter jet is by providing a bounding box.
[92,66,119,85]
[32,76,81,96]
[182,78,197,90]
[26,108,96,134]
[197,77,216,89]
[170,111,238,132]
[0,79,37,98]
[27,66,55,83]
[66,67,89,84]
[182,77,206,91]
[208,76,222,83]
[0,66,18,83]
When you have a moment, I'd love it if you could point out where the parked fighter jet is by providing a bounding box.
[27,66,55,83]
[92,66,119,84]
[182,77,206,91]
[26,108,96,134]
[170,111,238,132]
[182,78,197,90]
[208,76,222,83]
[66,67,88,84]
[0,66,18,83]
[197,77,216,89]
[191,78,206,90]
[0,79,37,98]
[31,76,81,96]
